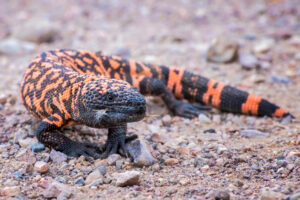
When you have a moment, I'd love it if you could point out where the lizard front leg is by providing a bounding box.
[36,114,101,160]
[100,124,137,159]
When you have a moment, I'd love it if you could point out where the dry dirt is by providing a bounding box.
[0,0,299,199]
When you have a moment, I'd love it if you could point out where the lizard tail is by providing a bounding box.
[163,66,293,118]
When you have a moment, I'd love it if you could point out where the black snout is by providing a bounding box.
[137,105,146,115]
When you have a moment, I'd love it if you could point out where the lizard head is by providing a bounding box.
[81,78,146,127]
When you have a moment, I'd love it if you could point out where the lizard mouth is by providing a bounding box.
[105,105,146,122]
[95,105,146,125]
[106,105,146,115]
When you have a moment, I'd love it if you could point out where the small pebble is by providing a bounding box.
[0,38,36,55]
[113,47,131,58]
[89,179,104,187]
[50,149,67,163]
[127,140,157,167]
[30,143,45,153]
[18,137,37,148]
[201,165,209,171]
[271,76,291,84]
[162,115,172,126]
[164,158,179,166]
[152,163,160,171]
[145,135,152,142]
[178,147,189,155]
[98,165,107,176]
[239,54,258,70]
[75,177,85,185]
[253,38,275,53]
[44,181,72,198]
[1,186,21,197]
[13,129,28,144]
[207,189,230,200]
[203,129,216,133]
[234,179,244,187]
[206,36,238,63]
[260,188,284,200]
[150,133,165,144]
[115,160,123,170]
[198,114,211,123]
[216,158,224,166]
[107,154,121,166]
[13,171,22,179]
[116,171,141,187]
[85,168,103,185]
[245,34,256,40]
[55,177,65,183]
[240,129,269,138]
[34,161,49,173]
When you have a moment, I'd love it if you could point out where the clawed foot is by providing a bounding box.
[171,101,211,118]
[62,141,102,162]
[99,134,138,159]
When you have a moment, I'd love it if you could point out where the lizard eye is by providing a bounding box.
[107,94,114,101]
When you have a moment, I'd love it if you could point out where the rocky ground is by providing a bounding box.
[0,0,299,199]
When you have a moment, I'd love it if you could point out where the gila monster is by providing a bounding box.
[20,49,293,159]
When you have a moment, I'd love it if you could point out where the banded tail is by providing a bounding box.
[162,66,292,118]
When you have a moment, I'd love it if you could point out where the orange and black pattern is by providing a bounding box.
[19,49,292,159]
[21,49,291,121]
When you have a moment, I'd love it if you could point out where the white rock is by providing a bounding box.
[18,137,37,148]
[34,161,49,173]
[85,168,103,185]
[0,38,36,55]
[253,38,275,53]
[260,188,284,200]
[116,171,141,187]
[239,54,258,69]
[206,36,238,63]
[44,181,72,199]
[50,149,68,163]
[127,140,157,167]
[198,114,211,123]
[13,129,28,144]
[107,154,121,166]
[0,38,22,55]
[1,186,21,197]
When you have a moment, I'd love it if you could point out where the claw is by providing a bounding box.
[171,101,210,118]
[125,134,138,142]
[62,141,102,161]
[99,134,138,159]
[192,104,212,110]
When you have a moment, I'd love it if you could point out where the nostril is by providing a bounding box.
[139,105,146,111]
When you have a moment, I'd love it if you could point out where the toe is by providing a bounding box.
[100,143,112,159]
[125,134,138,143]
[192,104,211,110]
[119,139,128,157]
[81,152,93,162]
[84,148,101,159]
[83,142,101,149]
[109,143,119,156]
